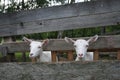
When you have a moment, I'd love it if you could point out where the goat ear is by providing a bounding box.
[64,37,75,44]
[87,35,98,43]
[22,37,32,43]
[42,39,49,46]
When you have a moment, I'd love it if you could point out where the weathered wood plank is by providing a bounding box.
[0,11,120,37]
[2,37,16,62]
[0,0,120,37]
[117,50,120,60]
[51,51,57,62]
[0,0,119,25]
[13,0,120,24]
[94,50,99,60]
[67,51,74,61]
[1,35,120,53]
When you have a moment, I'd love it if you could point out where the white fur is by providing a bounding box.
[23,37,53,62]
[65,35,98,61]
[39,51,51,62]
[84,52,93,61]
[30,41,52,62]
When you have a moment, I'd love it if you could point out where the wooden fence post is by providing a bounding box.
[51,51,57,62]
[0,46,8,62]
[22,52,26,62]
[68,51,73,61]
[94,50,99,60]
[117,50,120,60]
[2,36,16,62]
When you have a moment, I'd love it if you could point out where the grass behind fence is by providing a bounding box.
[15,52,31,62]
[0,52,118,62]
[0,52,31,62]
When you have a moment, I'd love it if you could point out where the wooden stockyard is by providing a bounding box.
[0,0,120,62]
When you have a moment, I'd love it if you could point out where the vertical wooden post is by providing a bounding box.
[2,36,16,62]
[51,51,57,62]
[22,52,26,62]
[94,50,99,60]
[68,51,73,61]
[101,26,106,35]
[1,46,8,62]
[117,50,120,60]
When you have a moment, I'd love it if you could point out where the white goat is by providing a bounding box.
[65,35,98,61]
[23,37,52,62]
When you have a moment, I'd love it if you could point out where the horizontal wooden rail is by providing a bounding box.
[0,35,120,61]
[0,0,120,37]
[0,35,120,53]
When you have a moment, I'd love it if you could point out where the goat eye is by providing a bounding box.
[86,45,89,47]
[74,45,76,48]
[38,46,41,48]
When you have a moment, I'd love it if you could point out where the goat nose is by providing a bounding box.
[30,53,33,56]
[79,54,83,57]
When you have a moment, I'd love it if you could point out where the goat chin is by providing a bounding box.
[75,52,93,61]
[30,51,58,62]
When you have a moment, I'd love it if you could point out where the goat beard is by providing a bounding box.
[30,56,40,63]
[31,57,36,63]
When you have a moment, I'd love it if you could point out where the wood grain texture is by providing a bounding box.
[94,50,99,60]
[0,0,120,37]
[117,50,120,60]
[0,35,120,53]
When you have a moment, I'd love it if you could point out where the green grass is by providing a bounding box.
[0,52,31,62]
[0,52,117,62]
[15,52,31,62]
[0,53,2,58]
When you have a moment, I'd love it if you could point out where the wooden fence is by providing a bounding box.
[0,35,120,62]
[0,0,120,62]
[0,0,119,37]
